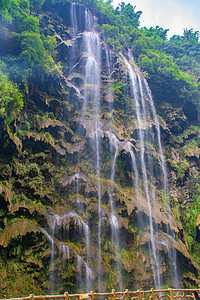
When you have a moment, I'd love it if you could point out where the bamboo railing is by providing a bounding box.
[2,288,200,300]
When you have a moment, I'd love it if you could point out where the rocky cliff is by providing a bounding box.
[0,0,199,297]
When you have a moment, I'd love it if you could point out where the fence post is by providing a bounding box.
[125,289,129,300]
[168,288,174,300]
[90,291,94,300]
[138,290,141,300]
[151,288,154,300]
[64,292,69,300]
[29,294,34,300]
[112,289,116,300]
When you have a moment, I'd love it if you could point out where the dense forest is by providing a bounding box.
[0,0,199,297]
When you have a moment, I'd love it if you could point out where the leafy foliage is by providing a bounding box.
[163,29,200,77]
[0,71,23,125]
[16,32,55,69]
[0,0,58,87]
[137,50,199,105]
[18,15,40,33]
[115,2,142,28]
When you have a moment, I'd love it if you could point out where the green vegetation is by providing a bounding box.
[182,179,200,265]
[0,70,23,125]
[169,158,190,179]
[0,0,59,87]
[95,2,199,111]
[163,29,200,77]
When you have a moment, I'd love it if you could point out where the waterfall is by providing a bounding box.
[143,80,168,192]
[122,54,179,287]
[81,10,102,292]
[41,227,56,293]
[69,4,100,291]
[50,227,56,293]
[105,45,114,110]
[69,3,102,291]
[123,56,161,287]
[71,3,78,38]
[142,73,179,287]
[59,2,179,291]
[124,142,140,199]
[45,211,92,292]
[70,3,78,71]
[40,228,55,293]
[105,48,123,290]
[109,149,123,290]
[41,226,92,292]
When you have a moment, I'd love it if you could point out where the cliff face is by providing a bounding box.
[0,1,199,297]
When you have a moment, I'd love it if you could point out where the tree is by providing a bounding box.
[144,26,169,41]
[13,31,55,70]
[115,2,142,28]
[18,16,40,33]
[183,28,199,44]
[19,32,46,67]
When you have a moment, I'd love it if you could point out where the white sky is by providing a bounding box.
[111,0,200,38]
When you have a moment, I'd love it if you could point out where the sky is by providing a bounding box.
[111,0,200,38]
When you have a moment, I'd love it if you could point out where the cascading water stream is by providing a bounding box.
[124,55,161,287]
[105,129,142,290]
[70,3,83,214]
[124,142,140,199]
[105,46,114,111]
[41,226,92,291]
[40,228,55,293]
[47,211,92,291]
[122,54,179,287]
[105,48,123,288]
[40,227,56,293]
[50,227,56,294]
[143,80,168,192]
[81,9,102,292]
[128,52,168,193]
[143,77,179,287]
[65,2,179,290]
[70,3,78,63]
[109,149,123,291]
[69,4,100,291]
[41,228,55,295]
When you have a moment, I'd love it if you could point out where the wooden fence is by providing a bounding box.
[2,288,200,300]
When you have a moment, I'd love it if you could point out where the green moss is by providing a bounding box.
[171,198,181,222]
[169,158,190,179]
[183,139,200,158]
[120,248,136,270]
[0,260,45,297]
